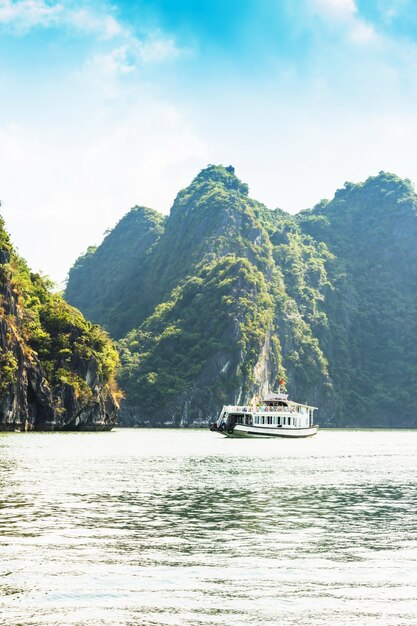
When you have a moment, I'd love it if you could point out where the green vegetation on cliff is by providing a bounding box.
[118,255,275,414]
[65,206,165,338]
[66,166,417,427]
[297,172,417,425]
[0,216,121,430]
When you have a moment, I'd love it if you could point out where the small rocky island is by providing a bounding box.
[0,214,121,431]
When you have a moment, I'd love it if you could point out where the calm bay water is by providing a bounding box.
[1,429,417,626]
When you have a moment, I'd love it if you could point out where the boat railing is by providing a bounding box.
[256,406,298,413]
[225,405,305,414]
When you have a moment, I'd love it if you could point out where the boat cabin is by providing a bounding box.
[263,391,290,407]
[221,411,252,427]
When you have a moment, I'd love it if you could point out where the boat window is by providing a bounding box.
[267,416,272,425]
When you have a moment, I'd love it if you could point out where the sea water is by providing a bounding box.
[1,428,417,625]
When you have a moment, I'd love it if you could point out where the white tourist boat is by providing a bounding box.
[210,391,318,438]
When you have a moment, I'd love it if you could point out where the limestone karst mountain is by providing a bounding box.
[65,166,417,427]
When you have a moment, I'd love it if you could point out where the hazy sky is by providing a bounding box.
[1,0,417,283]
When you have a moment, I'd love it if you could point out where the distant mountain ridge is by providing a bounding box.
[65,166,417,427]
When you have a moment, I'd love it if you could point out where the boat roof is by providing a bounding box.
[262,392,318,410]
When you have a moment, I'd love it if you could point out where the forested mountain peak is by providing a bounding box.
[111,204,166,232]
[312,171,416,215]
[298,171,417,247]
[151,164,271,284]
[189,164,248,194]
[65,204,165,338]
[339,171,414,200]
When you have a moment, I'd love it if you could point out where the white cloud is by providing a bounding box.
[66,7,124,40]
[0,0,183,93]
[135,32,181,63]
[375,0,411,25]
[312,0,356,19]
[309,0,376,44]
[0,0,183,75]
[349,20,375,43]
[80,36,182,96]
[0,0,62,31]
[0,0,127,38]
[83,46,137,81]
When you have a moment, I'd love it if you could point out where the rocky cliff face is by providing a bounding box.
[0,220,120,431]
[0,248,54,430]
[117,256,279,426]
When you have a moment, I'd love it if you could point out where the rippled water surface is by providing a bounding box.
[1,429,417,626]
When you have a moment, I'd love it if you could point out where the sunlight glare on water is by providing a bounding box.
[1,428,417,626]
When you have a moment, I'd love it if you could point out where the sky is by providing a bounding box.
[1,0,417,283]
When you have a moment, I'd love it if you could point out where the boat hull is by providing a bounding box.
[220,424,318,438]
